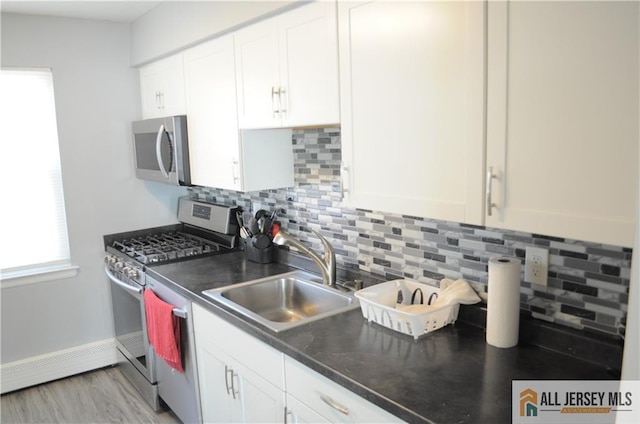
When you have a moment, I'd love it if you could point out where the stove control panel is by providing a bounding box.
[178,197,238,235]
[104,254,144,286]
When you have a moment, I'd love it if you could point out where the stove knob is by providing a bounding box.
[127,269,139,279]
[114,261,124,271]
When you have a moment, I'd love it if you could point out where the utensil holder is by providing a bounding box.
[245,239,275,264]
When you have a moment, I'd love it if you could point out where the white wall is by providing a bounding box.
[130,0,297,66]
[1,13,186,364]
[621,3,640,381]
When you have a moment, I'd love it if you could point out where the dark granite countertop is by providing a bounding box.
[146,251,619,424]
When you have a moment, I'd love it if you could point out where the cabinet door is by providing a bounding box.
[184,35,241,191]
[339,1,485,224]
[196,340,237,423]
[139,65,163,119]
[285,394,329,424]
[193,304,286,423]
[278,1,340,127]
[192,305,285,391]
[237,365,286,423]
[486,1,638,246]
[139,53,186,119]
[284,356,403,424]
[198,344,285,424]
[235,18,281,129]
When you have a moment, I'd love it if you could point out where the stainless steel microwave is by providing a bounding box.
[132,115,191,186]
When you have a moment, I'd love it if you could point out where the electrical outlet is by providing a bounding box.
[525,246,549,286]
[286,192,297,202]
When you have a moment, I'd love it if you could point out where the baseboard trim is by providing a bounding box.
[1,338,117,394]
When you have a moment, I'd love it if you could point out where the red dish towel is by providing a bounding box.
[144,289,184,373]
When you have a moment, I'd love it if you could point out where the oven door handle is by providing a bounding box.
[172,308,187,319]
[104,267,143,295]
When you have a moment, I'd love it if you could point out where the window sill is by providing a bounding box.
[1,265,80,288]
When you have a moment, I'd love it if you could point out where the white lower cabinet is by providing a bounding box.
[193,304,285,423]
[284,356,404,424]
[285,394,328,424]
[193,303,404,424]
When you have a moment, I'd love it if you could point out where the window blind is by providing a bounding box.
[0,68,71,277]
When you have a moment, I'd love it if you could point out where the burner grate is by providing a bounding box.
[112,231,220,264]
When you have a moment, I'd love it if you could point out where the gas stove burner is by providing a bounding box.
[111,231,220,264]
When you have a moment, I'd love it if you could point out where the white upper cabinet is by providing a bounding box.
[486,1,638,246]
[235,1,340,129]
[277,1,340,127]
[234,18,280,129]
[139,53,186,119]
[339,1,486,224]
[184,35,240,191]
[184,35,295,192]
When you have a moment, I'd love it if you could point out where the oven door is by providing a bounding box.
[106,267,156,383]
[147,275,202,424]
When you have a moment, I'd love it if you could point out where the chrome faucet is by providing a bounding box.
[273,229,336,288]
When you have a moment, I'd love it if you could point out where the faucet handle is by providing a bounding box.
[310,230,334,261]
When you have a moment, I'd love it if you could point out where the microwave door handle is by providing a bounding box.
[155,124,170,179]
[166,130,175,173]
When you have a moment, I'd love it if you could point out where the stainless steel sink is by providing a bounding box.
[202,270,359,332]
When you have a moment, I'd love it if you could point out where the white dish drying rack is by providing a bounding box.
[354,279,459,340]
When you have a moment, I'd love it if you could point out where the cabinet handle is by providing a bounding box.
[232,158,239,185]
[320,394,349,415]
[341,163,350,199]
[230,369,239,399]
[284,407,293,423]
[224,365,239,399]
[279,86,287,114]
[224,365,232,396]
[486,166,496,216]
[158,91,165,110]
[271,86,280,117]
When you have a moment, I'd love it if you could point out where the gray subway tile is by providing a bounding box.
[564,257,601,273]
[188,127,631,340]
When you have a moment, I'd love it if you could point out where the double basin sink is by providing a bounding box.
[203,270,359,332]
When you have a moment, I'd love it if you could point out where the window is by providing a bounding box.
[0,68,75,284]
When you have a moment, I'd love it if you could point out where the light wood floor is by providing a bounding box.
[1,366,181,424]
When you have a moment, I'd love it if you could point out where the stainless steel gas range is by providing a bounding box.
[103,197,239,423]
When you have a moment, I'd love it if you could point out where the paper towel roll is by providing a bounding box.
[486,257,521,348]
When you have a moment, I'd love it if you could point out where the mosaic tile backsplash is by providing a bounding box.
[189,128,631,340]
